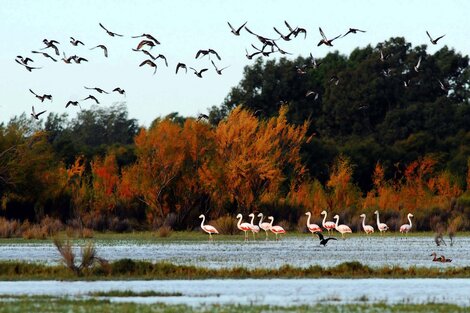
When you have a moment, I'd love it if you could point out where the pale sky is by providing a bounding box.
[1,0,469,126]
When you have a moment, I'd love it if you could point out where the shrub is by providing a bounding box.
[0,218,20,238]
[22,225,47,240]
[157,225,172,238]
[40,216,63,236]
[211,215,237,235]
[297,215,308,233]
[277,220,292,231]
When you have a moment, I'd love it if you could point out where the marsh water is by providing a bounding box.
[0,236,467,268]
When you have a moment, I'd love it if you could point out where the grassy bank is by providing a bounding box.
[0,296,467,313]
[0,259,468,280]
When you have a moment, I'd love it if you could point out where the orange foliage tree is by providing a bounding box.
[91,153,119,214]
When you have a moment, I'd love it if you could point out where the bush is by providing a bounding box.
[40,216,63,236]
[211,215,237,235]
[297,216,308,233]
[0,218,20,238]
[157,225,172,238]
[22,225,47,239]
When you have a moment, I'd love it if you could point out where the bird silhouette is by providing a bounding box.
[15,59,42,71]
[211,60,229,75]
[245,48,261,60]
[16,56,33,65]
[84,87,109,94]
[155,54,168,67]
[195,49,221,60]
[29,89,52,102]
[113,87,126,96]
[99,23,123,37]
[317,27,341,46]
[189,67,208,78]
[139,59,158,75]
[426,31,445,45]
[175,62,188,74]
[82,95,100,104]
[132,33,160,44]
[41,39,60,55]
[227,21,247,36]
[65,100,81,109]
[273,26,296,41]
[70,37,85,46]
[136,40,156,50]
[31,106,46,119]
[342,27,366,38]
[90,45,108,57]
[315,232,337,246]
[31,50,57,62]
[132,48,157,60]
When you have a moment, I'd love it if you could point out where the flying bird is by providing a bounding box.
[139,59,158,75]
[426,31,445,45]
[16,56,33,65]
[227,21,247,36]
[155,54,168,67]
[211,60,229,75]
[65,100,81,109]
[245,27,277,48]
[132,33,160,44]
[195,49,221,60]
[41,40,60,56]
[197,113,209,120]
[189,67,208,78]
[342,28,366,38]
[293,27,307,39]
[90,45,108,57]
[136,40,156,50]
[31,106,46,120]
[15,59,42,71]
[61,53,75,64]
[273,26,296,41]
[84,86,109,94]
[175,62,188,74]
[315,232,337,246]
[72,56,88,63]
[31,50,57,62]
[99,23,123,37]
[70,37,84,46]
[251,44,273,57]
[317,27,341,46]
[414,56,422,72]
[132,48,157,60]
[82,95,100,104]
[113,87,126,95]
[245,48,261,60]
[29,89,52,102]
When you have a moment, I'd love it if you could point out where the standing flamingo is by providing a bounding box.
[399,213,414,234]
[199,214,219,241]
[248,213,260,240]
[305,212,322,235]
[374,210,389,235]
[333,215,352,238]
[269,217,286,241]
[359,214,374,235]
[236,214,253,241]
[257,213,272,240]
[320,210,336,234]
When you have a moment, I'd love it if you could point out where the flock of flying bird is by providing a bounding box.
[15,21,447,121]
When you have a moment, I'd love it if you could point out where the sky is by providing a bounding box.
[1,0,469,126]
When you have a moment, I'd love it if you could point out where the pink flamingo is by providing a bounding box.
[305,212,322,235]
[359,214,374,235]
[257,213,271,240]
[248,213,260,240]
[374,210,389,235]
[236,214,253,241]
[333,214,352,238]
[321,210,336,234]
[199,214,219,241]
[268,217,286,241]
[399,213,414,234]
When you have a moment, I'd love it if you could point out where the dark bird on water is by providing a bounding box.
[90,45,108,57]
[99,23,123,37]
[132,33,160,44]
[84,86,109,94]
[426,31,445,45]
[82,95,100,104]
[227,21,247,36]
[430,252,452,262]
[15,59,42,71]
[31,106,46,120]
[189,67,208,78]
[139,59,158,75]
[342,27,366,38]
[175,62,188,74]
[29,89,52,102]
[315,232,337,246]
[317,27,341,47]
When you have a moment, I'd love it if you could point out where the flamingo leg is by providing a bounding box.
[265,230,268,240]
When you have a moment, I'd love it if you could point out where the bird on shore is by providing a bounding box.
[257,213,272,240]
[211,60,229,75]
[70,37,85,46]
[359,214,374,234]
[268,217,286,241]
[333,215,352,238]
[31,50,57,62]
[31,106,46,119]
[321,211,336,234]
[199,214,219,241]
[317,27,341,46]
[189,67,208,78]
[399,213,414,234]
[236,214,253,241]
[305,212,322,234]
[430,252,452,262]
[29,89,52,102]
[374,210,389,235]
[227,21,247,36]
[90,45,108,57]
[84,86,109,94]
[139,59,158,75]
[248,213,260,240]
[426,31,445,45]
[82,95,100,104]
[132,33,160,44]
[99,23,123,37]
[315,232,337,246]
[15,59,42,71]
[342,28,366,38]
[175,62,188,74]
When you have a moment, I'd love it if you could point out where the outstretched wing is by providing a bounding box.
[426,30,433,42]
[316,232,324,241]
[319,27,327,41]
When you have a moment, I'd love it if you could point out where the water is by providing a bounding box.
[0,236,467,268]
[0,279,469,306]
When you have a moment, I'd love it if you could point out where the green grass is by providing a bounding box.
[0,259,469,280]
[88,290,182,297]
[0,297,467,313]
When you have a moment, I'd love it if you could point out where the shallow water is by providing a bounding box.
[0,279,469,306]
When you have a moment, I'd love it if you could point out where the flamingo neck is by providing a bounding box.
[269,218,274,227]
[306,213,311,227]
[376,213,380,226]
[200,215,205,228]
[258,214,264,227]
[249,215,255,226]
[237,215,243,228]
[408,215,412,227]
[334,216,339,227]
[322,213,327,227]
[362,215,366,229]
